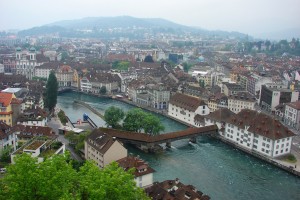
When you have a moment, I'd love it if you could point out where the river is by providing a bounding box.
[57,92,300,200]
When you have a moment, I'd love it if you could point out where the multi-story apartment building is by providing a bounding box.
[85,129,127,168]
[207,93,228,112]
[0,121,17,152]
[227,92,256,114]
[208,109,295,158]
[222,83,245,96]
[168,93,209,126]
[89,73,121,95]
[80,77,92,92]
[0,92,20,126]
[3,57,16,73]
[284,101,300,130]
[34,62,58,79]
[259,83,299,112]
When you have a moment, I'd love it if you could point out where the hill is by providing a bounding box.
[18,16,248,39]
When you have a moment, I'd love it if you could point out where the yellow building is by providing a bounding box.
[0,92,16,126]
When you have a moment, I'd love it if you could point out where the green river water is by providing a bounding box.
[57,92,300,200]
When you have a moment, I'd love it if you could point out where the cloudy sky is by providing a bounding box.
[1,0,299,38]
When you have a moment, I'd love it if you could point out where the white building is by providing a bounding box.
[168,93,210,126]
[34,62,58,79]
[85,129,127,168]
[117,156,155,188]
[227,92,256,114]
[219,109,294,158]
[0,122,17,152]
[15,47,49,80]
[284,101,300,130]
[80,77,92,93]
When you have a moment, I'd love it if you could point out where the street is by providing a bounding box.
[47,117,83,161]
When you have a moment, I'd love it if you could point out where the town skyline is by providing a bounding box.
[1,0,300,39]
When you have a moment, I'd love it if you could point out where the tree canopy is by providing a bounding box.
[104,106,125,128]
[144,55,154,62]
[123,108,164,135]
[100,86,107,95]
[0,153,149,200]
[123,108,147,132]
[45,71,58,113]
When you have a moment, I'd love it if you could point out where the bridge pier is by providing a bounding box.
[166,142,172,148]
[189,137,197,143]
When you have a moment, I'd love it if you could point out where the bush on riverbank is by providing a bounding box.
[284,154,297,163]
[58,110,68,125]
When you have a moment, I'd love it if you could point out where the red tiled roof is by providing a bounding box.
[286,101,300,110]
[116,156,155,178]
[226,109,295,140]
[0,92,13,107]
[169,93,206,112]
[98,125,217,143]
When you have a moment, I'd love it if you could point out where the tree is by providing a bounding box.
[45,71,58,113]
[0,153,149,200]
[104,106,125,129]
[0,146,12,163]
[143,113,165,135]
[100,86,107,95]
[0,153,77,200]
[199,80,205,88]
[144,55,154,62]
[123,108,147,132]
[78,161,149,200]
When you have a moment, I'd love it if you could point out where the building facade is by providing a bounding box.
[227,92,256,114]
[85,129,127,168]
[168,93,209,125]
[284,101,300,130]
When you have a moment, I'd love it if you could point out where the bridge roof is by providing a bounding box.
[98,125,218,143]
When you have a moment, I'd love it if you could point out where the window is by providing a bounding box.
[286,148,289,152]
[261,148,265,152]
[275,151,278,154]
[281,150,283,153]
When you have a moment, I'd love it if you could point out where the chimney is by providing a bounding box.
[175,178,179,185]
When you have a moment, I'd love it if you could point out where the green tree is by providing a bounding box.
[123,108,147,132]
[100,86,107,95]
[143,113,165,135]
[78,161,149,200]
[199,80,205,88]
[45,71,58,113]
[0,153,149,200]
[144,55,154,62]
[104,106,125,129]
[0,153,77,200]
[0,146,12,163]
[58,110,68,125]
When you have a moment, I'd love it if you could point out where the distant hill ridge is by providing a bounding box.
[18,16,248,39]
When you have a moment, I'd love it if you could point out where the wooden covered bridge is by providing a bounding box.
[97,125,218,152]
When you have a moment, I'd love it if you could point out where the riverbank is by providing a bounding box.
[57,92,300,199]
[60,91,300,178]
[111,96,300,177]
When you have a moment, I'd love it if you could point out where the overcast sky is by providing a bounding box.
[1,0,299,38]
